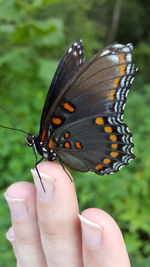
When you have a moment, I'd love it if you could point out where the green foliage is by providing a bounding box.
[0,0,149,266]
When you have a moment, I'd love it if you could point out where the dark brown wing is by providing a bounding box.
[39,40,85,136]
[42,43,137,174]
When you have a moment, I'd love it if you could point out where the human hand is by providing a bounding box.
[5,162,131,267]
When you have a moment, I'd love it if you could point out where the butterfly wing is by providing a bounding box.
[39,40,85,135]
[55,120,134,174]
[43,43,137,174]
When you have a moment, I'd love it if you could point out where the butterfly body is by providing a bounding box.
[26,134,57,161]
[27,40,137,175]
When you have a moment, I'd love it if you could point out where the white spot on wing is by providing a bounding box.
[113,44,124,49]
[100,50,110,56]
[120,76,126,87]
[73,51,77,56]
[122,47,130,53]
[130,77,134,84]
[126,53,132,62]
[109,171,114,174]
[121,114,124,120]
[68,47,72,53]
[108,55,119,63]
[118,165,124,170]
[125,89,129,97]
[122,103,126,110]
[132,66,136,74]
[128,157,134,163]
[126,64,132,74]
[127,43,133,50]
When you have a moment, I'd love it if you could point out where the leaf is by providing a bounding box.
[38,58,58,84]
[0,0,20,22]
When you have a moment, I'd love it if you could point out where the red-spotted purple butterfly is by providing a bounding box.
[25,40,137,176]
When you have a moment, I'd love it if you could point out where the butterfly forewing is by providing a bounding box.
[61,44,134,121]
[40,40,85,136]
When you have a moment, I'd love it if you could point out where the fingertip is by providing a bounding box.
[81,208,127,251]
[5,182,35,200]
[81,208,121,233]
[36,161,73,183]
[80,208,130,266]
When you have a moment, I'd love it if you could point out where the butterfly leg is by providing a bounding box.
[57,156,73,182]
[35,157,44,166]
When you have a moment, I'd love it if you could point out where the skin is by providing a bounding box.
[5,162,131,267]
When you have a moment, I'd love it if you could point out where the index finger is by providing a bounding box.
[32,161,83,267]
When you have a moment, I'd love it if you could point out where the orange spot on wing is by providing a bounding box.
[95,117,104,125]
[119,53,126,63]
[52,117,62,125]
[103,158,111,164]
[95,164,104,170]
[74,142,83,149]
[119,65,126,75]
[108,89,116,100]
[64,142,71,149]
[110,135,117,142]
[63,102,75,112]
[110,151,119,157]
[104,126,112,133]
[41,129,46,141]
[111,143,118,149]
[48,137,55,148]
[113,78,120,87]
[64,132,70,138]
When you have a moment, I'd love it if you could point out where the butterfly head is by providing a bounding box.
[26,134,36,147]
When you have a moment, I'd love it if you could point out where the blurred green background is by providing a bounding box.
[0,0,150,266]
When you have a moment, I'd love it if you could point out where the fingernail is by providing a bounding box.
[4,193,28,219]
[31,169,55,201]
[78,214,103,247]
[6,227,15,242]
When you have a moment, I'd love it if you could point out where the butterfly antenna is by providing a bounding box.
[0,124,30,135]
[0,104,18,122]
[57,156,73,182]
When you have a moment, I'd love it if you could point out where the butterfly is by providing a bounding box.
[26,40,137,176]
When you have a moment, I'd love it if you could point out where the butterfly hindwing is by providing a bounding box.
[54,115,134,174]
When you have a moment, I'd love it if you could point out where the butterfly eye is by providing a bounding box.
[26,134,34,147]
